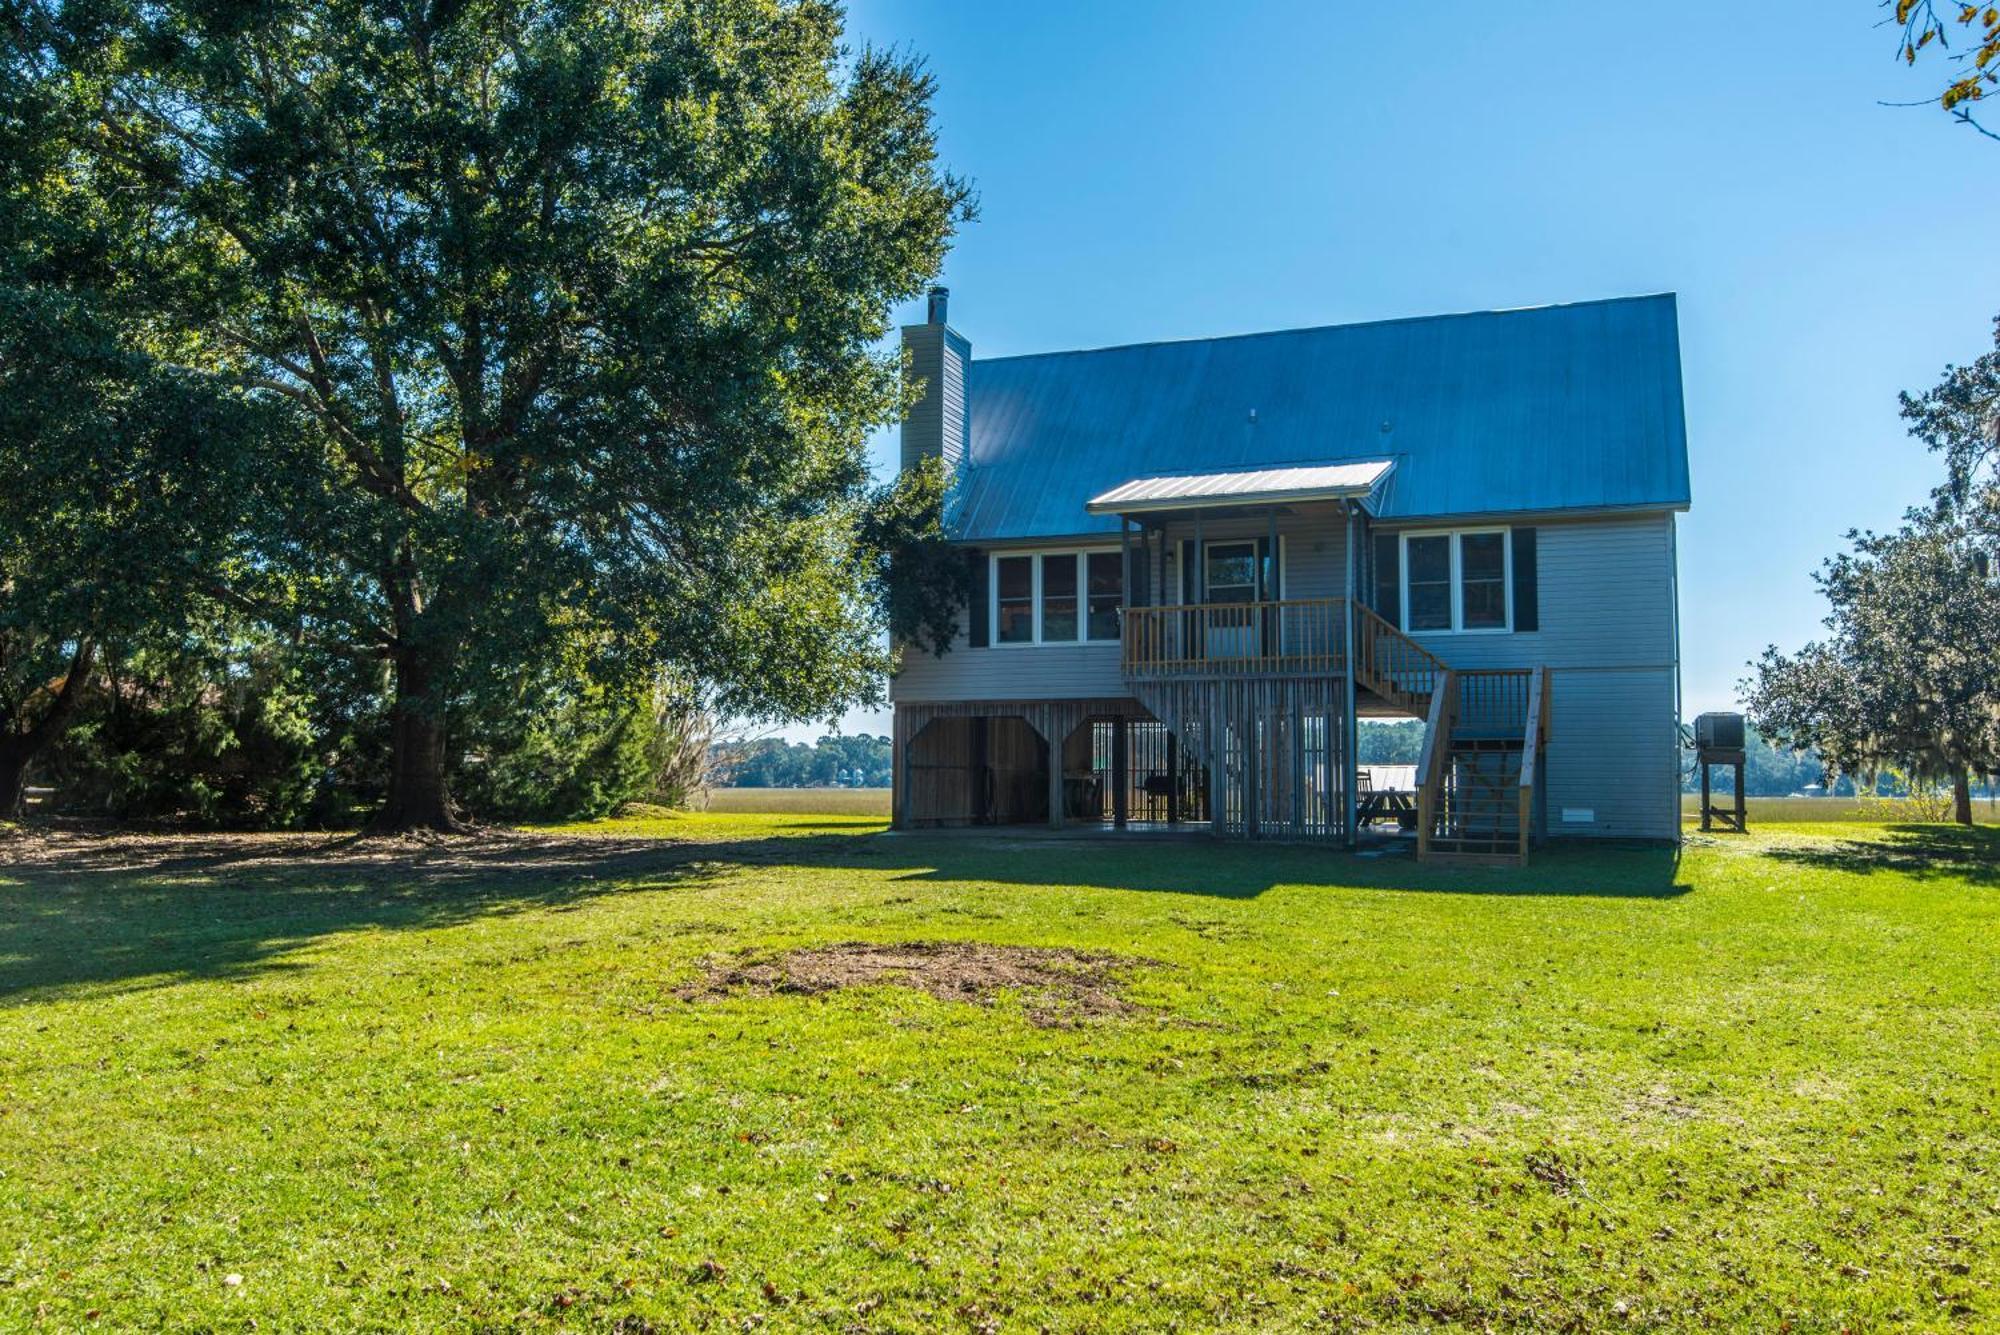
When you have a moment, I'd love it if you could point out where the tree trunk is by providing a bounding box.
[1953,768,1974,827]
[372,646,463,833]
[0,639,96,821]
[0,739,30,820]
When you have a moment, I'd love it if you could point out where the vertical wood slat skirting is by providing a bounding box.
[1123,675,1348,840]
[894,687,1351,840]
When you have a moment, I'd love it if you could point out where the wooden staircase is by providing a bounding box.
[1414,666,1549,866]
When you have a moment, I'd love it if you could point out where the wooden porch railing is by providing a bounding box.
[1119,596,1459,704]
[1121,598,1348,678]
[1351,603,1449,703]
[1453,667,1536,738]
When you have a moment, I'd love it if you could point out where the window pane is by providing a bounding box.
[1408,581,1452,631]
[997,555,1032,601]
[1086,552,1123,640]
[1405,536,1452,630]
[996,556,1034,643]
[1406,535,1450,584]
[1041,554,1078,641]
[1461,533,1505,582]
[1462,578,1506,628]
[1206,543,1258,603]
[1460,533,1506,628]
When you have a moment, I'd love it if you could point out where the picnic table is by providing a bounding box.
[1356,776,1419,830]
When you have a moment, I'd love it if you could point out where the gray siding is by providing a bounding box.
[1392,513,1675,670]
[1542,667,1681,840]
[1381,513,1681,840]
[891,510,1683,841]
[900,324,969,474]
[893,638,1127,703]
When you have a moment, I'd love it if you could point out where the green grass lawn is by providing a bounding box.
[1,817,1995,1332]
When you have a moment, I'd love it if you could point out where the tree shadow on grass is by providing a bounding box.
[0,829,849,1005]
[866,832,1692,901]
[1759,823,2000,886]
[0,824,1690,1005]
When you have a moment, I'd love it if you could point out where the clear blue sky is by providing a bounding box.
[783,0,2000,743]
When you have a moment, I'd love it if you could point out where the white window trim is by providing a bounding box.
[989,548,1123,647]
[1399,527,1511,635]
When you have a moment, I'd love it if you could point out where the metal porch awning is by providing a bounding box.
[1084,458,1395,516]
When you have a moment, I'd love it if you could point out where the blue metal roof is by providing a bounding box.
[950,294,1690,541]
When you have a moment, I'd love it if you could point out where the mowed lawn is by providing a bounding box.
[0,814,1994,1332]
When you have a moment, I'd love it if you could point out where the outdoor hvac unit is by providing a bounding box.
[1695,712,1745,752]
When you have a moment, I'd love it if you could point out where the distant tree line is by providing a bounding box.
[717,735,893,789]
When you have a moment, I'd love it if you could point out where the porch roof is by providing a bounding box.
[1084,459,1394,516]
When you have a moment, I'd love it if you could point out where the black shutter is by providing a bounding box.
[1180,539,1195,604]
[1371,532,1401,627]
[966,547,988,647]
[1512,527,1538,632]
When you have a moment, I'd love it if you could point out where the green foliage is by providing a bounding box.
[862,455,971,659]
[1900,312,2000,527]
[13,0,972,826]
[1356,719,1422,765]
[1750,321,2000,823]
[1746,513,2000,812]
[453,680,674,825]
[46,641,347,827]
[719,733,892,788]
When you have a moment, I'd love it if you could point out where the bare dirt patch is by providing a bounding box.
[680,941,1156,1027]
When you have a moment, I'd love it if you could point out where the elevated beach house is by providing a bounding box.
[888,290,1691,861]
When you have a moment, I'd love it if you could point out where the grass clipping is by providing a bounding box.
[681,941,1153,1028]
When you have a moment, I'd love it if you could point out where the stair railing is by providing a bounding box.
[1516,666,1546,861]
[1414,668,1457,860]
[1351,603,1449,703]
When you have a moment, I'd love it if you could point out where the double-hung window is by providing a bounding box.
[1399,529,1511,633]
[995,555,1035,644]
[990,550,1124,645]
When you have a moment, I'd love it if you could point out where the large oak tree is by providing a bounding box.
[0,35,267,818]
[1746,515,2000,824]
[11,0,968,829]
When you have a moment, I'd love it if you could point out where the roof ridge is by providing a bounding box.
[970,292,1677,366]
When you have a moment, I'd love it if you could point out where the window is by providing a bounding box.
[1204,542,1258,603]
[1400,529,1511,633]
[1086,552,1123,640]
[1041,552,1078,641]
[1405,535,1453,631]
[1460,532,1507,629]
[990,550,1123,645]
[995,555,1034,643]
